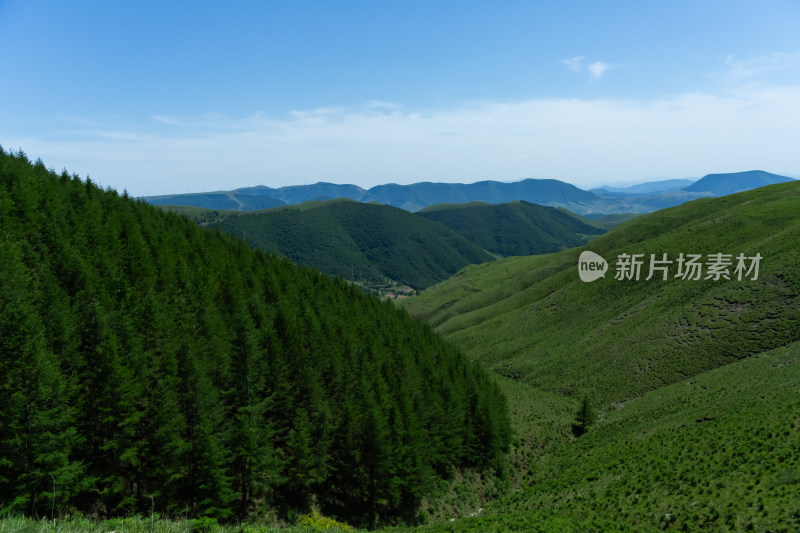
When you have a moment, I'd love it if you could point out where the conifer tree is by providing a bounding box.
[572,395,596,437]
[0,147,512,526]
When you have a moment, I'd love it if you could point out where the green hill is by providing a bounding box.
[215,199,495,289]
[0,148,510,527]
[398,181,800,530]
[404,180,800,403]
[570,210,640,229]
[416,201,605,256]
[390,342,800,532]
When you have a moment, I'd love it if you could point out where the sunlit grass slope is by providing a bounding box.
[403,181,800,404]
[389,340,800,532]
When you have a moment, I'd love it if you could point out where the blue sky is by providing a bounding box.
[1,1,799,196]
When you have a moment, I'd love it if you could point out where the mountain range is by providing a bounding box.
[146,170,795,215]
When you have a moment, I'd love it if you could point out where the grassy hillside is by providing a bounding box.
[0,148,510,527]
[216,199,495,289]
[404,181,800,404]
[496,340,800,531]
[389,341,800,532]
[416,201,605,256]
[397,181,800,530]
[577,211,640,229]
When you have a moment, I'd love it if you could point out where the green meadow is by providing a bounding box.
[400,181,800,531]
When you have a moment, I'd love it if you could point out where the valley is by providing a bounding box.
[2,150,798,532]
[160,199,604,290]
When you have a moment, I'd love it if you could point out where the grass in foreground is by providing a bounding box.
[0,513,357,533]
[394,340,800,532]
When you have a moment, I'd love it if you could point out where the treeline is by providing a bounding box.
[0,148,511,526]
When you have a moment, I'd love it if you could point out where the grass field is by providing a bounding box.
[396,181,800,531]
[0,514,356,533]
[403,181,800,404]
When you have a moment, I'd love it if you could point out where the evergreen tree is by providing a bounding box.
[0,147,512,526]
[572,395,596,437]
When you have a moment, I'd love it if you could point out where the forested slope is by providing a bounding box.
[216,199,494,289]
[0,148,510,526]
[416,201,605,256]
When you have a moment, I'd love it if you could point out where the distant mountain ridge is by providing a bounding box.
[592,178,696,194]
[146,170,796,215]
[682,170,794,195]
[148,178,602,213]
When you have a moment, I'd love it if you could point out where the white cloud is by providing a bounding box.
[5,85,800,196]
[725,52,800,82]
[152,115,183,126]
[588,61,609,79]
[564,56,611,79]
[562,56,585,71]
[365,100,402,110]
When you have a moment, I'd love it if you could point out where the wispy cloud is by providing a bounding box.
[562,56,585,71]
[724,52,800,81]
[152,115,184,126]
[564,56,611,79]
[588,61,609,79]
[365,100,402,110]
[5,84,799,196]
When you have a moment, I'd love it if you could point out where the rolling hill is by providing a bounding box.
[174,199,610,291]
[0,148,510,527]
[404,180,800,403]
[416,200,605,256]
[399,181,800,530]
[215,199,495,290]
